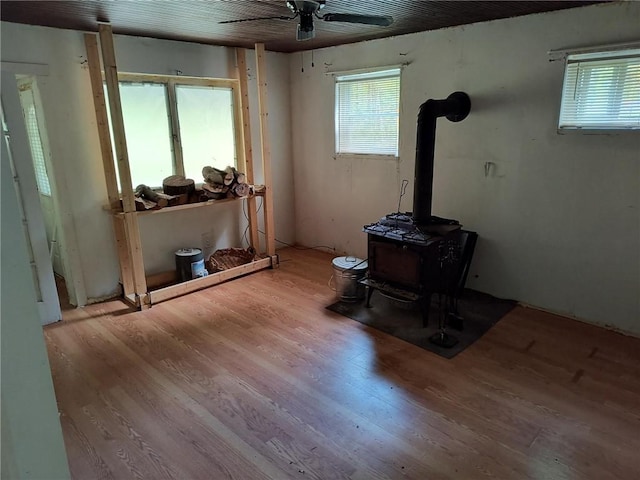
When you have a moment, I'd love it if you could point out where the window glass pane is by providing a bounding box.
[559,50,640,130]
[175,85,236,182]
[106,83,174,188]
[335,68,400,156]
[24,103,52,196]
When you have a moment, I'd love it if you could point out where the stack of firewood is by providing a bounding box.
[133,184,181,211]
[201,166,253,199]
[127,166,257,211]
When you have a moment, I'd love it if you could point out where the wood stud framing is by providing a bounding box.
[85,33,135,297]
[98,24,135,212]
[255,43,276,257]
[98,23,149,307]
[236,48,260,250]
[149,258,272,304]
[84,33,120,211]
[86,29,277,308]
[111,215,134,296]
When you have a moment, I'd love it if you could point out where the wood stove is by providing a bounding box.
[362,92,472,346]
[363,214,462,318]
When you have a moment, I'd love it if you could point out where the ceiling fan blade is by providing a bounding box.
[219,15,294,24]
[321,13,393,26]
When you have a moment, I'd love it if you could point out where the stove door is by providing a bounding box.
[369,239,421,289]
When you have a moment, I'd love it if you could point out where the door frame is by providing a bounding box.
[2,61,88,308]
[2,73,60,324]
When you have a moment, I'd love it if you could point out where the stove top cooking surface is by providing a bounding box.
[364,213,432,245]
[363,212,460,246]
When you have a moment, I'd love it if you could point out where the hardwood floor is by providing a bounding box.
[45,247,640,480]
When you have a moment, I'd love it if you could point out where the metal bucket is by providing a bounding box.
[331,256,368,302]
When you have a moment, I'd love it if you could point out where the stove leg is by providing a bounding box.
[365,286,374,308]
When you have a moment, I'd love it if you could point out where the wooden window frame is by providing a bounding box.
[112,72,245,184]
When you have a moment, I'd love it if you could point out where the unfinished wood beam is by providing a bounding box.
[84,33,120,212]
[149,257,272,304]
[254,43,276,257]
[236,48,260,251]
[111,214,134,296]
[98,23,136,213]
[123,212,148,305]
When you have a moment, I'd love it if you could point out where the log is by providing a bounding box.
[136,184,169,207]
[161,193,180,207]
[231,182,251,197]
[135,197,158,211]
[202,166,246,188]
[163,175,195,196]
[225,166,246,185]
[223,167,236,186]
[202,166,227,186]
[175,193,190,205]
[202,182,228,199]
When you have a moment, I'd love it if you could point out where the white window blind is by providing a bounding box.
[335,68,400,156]
[559,49,640,130]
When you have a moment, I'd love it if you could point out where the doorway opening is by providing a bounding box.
[16,76,74,312]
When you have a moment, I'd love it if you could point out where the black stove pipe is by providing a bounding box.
[412,91,471,225]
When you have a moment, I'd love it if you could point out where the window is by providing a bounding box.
[116,82,174,188]
[176,85,236,182]
[105,74,240,189]
[19,84,52,195]
[335,68,400,156]
[558,49,640,130]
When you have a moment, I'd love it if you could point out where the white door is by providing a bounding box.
[2,71,61,325]
[17,79,64,277]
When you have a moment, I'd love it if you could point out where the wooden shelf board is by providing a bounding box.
[112,192,264,217]
[149,257,272,304]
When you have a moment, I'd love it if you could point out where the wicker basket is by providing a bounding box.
[207,247,256,273]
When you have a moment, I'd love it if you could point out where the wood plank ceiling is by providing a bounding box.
[1,0,606,52]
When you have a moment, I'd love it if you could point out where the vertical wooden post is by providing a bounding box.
[254,43,276,257]
[124,212,148,307]
[98,23,148,303]
[84,33,120,211]
[98,23,135,212]
[84,33,135,295]
[111,215,134,295]
[236,48,260,250]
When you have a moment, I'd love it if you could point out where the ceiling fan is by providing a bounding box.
[219,0,394,41]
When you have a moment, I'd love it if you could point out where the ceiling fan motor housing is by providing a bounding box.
[287,1,324,15]
[290,1,321,40]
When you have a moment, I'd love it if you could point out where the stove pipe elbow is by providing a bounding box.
[412,91,471,225]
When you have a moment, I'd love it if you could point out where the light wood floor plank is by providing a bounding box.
[44,247,640,480]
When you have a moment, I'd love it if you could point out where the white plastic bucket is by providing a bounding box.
[331,256,368,302]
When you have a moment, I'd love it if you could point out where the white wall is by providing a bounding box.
[290,2,640,335]
[0,23,294,300]
[1,138,70,479]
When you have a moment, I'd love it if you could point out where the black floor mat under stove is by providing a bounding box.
[327,289,516,359]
